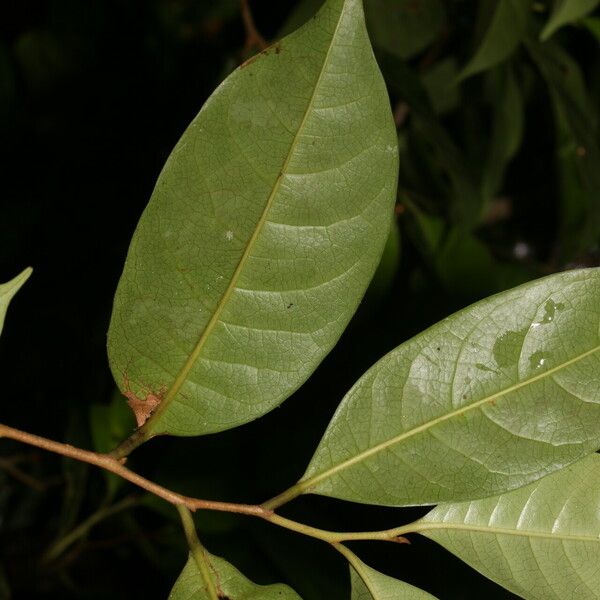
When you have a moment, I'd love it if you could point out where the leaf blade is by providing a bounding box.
[107,0,398,437]
[170,553,301,600]
[459,0,530,80]
[301,268,600,506]
[419,454,600,600]
[0,267,32,337]
[541,0,600,40]
[350,559,438,599]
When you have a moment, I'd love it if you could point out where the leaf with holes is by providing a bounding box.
[296,268,600,506]
[107,0,398,438]
[418,453,600,600]
[0,268,31,338]
[170,554,301,600]
[350,558,438,599]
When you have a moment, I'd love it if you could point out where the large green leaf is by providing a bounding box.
[419,453,600,600]
[0,268,32,337]
[459,0,530,80]
[350,559,437,599]
[298,268,600,506]
[541,0,600,40]
[169,554,300,600]
[107,0,398,437]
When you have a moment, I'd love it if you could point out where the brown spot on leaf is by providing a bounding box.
[122,372,166,427]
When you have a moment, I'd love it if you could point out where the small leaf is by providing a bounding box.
[380,55,482,227]
[0,267,32,337]
[300,268,600,506]
[421,58,460,115]
[482,64,524,199]
[459,0,530,80]
[350,559,438,599]
[107,0,398,437]
[169,553,301,600]
[582,16,600,40]
[365,0,446,60]
[540,0,600,41]
[419,453,600,600]
[527,39,600,259]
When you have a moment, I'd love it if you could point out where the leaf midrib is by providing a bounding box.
[302,342,600,491]
[419,521,600,544]
[144,4,347,433]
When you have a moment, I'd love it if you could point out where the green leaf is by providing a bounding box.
[459,0,530,80]
[379,55,482,227]
[107,0,398,437]
[169,554,301,600]
[482,64,524,199]
[0,268,32,337]
[350,559,438,599]
[421,58,460,115]
[582,16,600,40]
[363,219,401,306]
[541,0,600,40]
[527,39,600,259]
[418,453,600,600]
[278,0,325,37]
[299,268,600,506]
[365,0,446,60]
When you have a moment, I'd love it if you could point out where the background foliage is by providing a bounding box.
[1,0,599,598]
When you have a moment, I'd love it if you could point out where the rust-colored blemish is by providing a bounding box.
[122,371,166,427]
[240,41,281,68]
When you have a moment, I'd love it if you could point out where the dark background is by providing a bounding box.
[0,0,599,598]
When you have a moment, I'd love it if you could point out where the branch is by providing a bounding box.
[0,422,413,545]
[0,423,266,517]
[241,0,268,53]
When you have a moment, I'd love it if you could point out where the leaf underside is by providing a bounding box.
[302,268,600,506]
[420,453,600,600]
[107,0,398,437]
[169,553,301,600]
[350,560,438,599]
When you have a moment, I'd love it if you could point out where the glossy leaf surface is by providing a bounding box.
[350,560,437,599]
[169,554,300,600]
[0,268,31,337]
[419,453,600,600]
[302,268,600,506]
[541,0,600,40]
[459,0,529,80]
[107,0,398,437]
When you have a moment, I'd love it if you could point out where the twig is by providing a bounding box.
[42,495,140,564]
[0,455,46,490]
[241,0,268,53]
[0,421,415,545]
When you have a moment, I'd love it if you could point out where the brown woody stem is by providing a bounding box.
[0,421,415,545]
